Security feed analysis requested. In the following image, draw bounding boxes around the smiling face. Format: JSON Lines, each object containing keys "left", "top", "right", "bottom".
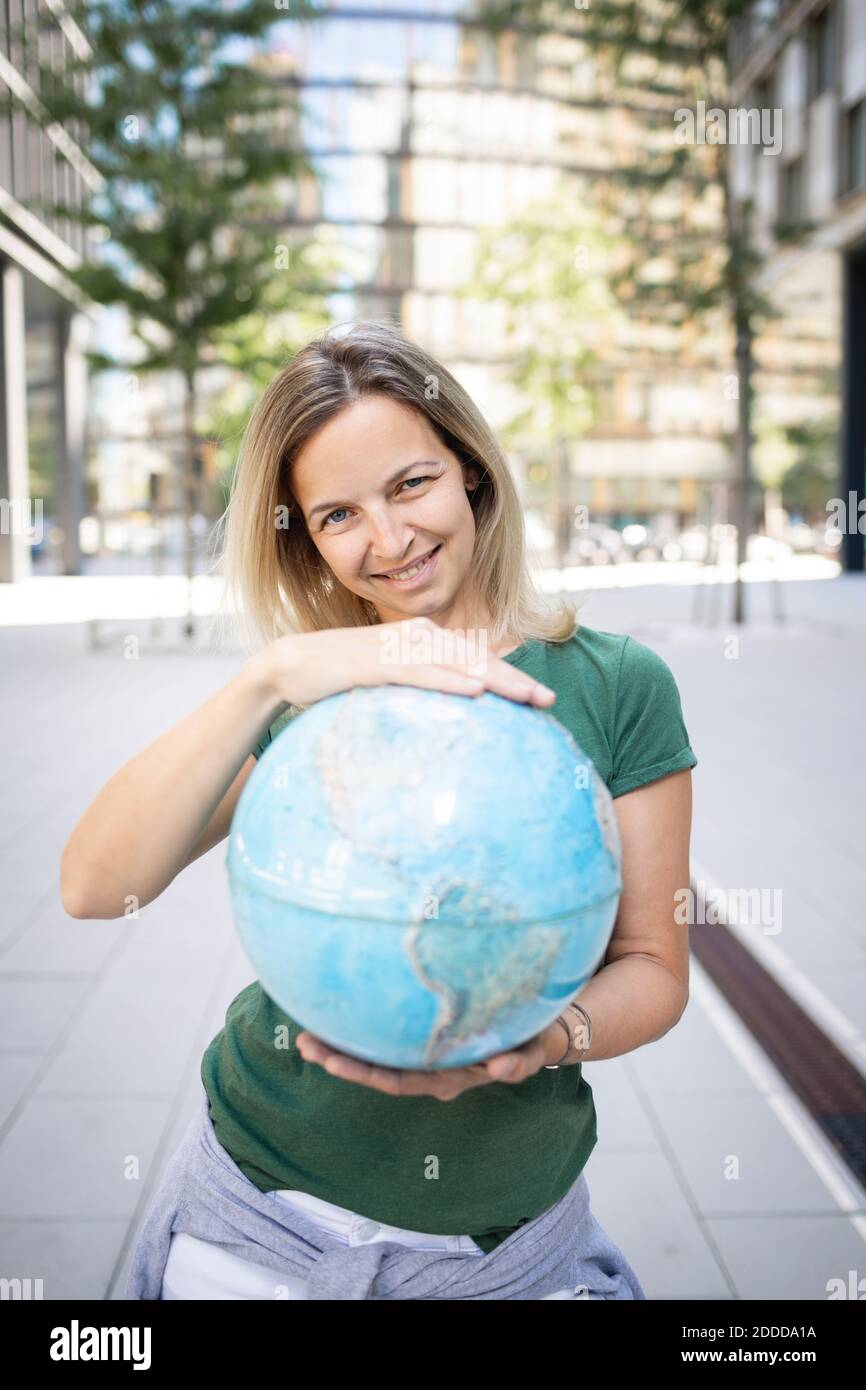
{"left": 290, "top": 394, "right": 487, "bottom": 630}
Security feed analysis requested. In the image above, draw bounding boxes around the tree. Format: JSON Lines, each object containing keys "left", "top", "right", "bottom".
{"left": 456, "top": 184, "right": 621, "bottom": 566}
{"left": 779, "top": 412, "right": 840, "bottom": 524}
{"left": 14, "top": 0, "right": 327, "bottom": 635}
{"left": 476, "top": 0, "right": 814, "bottom": 621}
{"left": 202, "top": 258, "right": 340, "bottom": 487}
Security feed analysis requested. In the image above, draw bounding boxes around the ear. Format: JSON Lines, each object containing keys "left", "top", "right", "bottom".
{"left": 463, "top": 463, "right": 483, "bottom": 494}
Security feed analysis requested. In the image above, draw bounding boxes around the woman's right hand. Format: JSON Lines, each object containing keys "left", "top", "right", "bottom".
{"left": 252, "top": 617, "right": 557, "bottom": 711}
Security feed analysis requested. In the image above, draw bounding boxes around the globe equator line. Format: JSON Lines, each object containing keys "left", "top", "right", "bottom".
{"left": 232, "top": 882, "right": 623, "bottom": 929}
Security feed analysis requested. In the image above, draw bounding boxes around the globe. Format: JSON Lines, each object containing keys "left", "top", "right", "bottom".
{"left": 227, "top": 685, "right": 622, "bottom": 1070}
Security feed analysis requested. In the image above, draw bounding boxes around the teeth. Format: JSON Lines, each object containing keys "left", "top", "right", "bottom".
{"left": 383, "top": 548, "right": 434, "bottom": 580}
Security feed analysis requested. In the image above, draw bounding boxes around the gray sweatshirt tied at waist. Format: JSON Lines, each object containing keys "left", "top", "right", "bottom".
{"left": 125, "top": 1081, "right": 646, "bottom": 1301}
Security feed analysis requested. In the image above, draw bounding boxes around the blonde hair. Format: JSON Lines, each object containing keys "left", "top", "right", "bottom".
{"left": 209, "top": 318, "right": 581, "bottom": 655}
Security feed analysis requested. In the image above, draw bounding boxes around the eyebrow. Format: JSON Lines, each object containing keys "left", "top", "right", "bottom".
{"left": 306, "top": 460, "right": 444, "bottom": 524}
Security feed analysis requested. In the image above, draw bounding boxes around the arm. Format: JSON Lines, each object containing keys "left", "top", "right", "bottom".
{"left": 60, "top": 655, "right": 281, "bottom": 920}
{"left": 60, "top": 617, "right": 554, "bottom": 924}
{"left": 553, "top": 766, "right": 693, "bottom": 1064}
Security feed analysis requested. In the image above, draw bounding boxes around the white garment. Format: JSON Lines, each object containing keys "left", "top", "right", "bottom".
{"left": 160, "top": 1186, "right": 575, "bottom": 1300}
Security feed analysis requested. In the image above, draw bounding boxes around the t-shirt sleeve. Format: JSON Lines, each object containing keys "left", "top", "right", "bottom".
{"left": 251, "top": 704, "right": 301, "bottom": 760}
{"left": 609, "top": 636, "right": 697, "bottom": 797}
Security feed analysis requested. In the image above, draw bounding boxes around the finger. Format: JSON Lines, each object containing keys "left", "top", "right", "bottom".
{"left": 364, "top": 1063, "right": 412, "bottom": 1094}
{"left": 486, "top": 1054, "right": 525, "bottom": 1080}
{"left": 406, "top": 663, "right": 555, "bottom": 707}
{"left": 386, "top": 1064, "right": 485, "bottom": 1100}
{"left": 296, "top": 1034, "right": 352, "bottom": 1066}
{"left": 317, "top": 1059, "right": 406, "bottom": 1096}
{"left": 320, "top": 1054, "right": 378, "bottom": 1083}
{"left": 433, "top": 1078, "right": 472, "bottom": 1101}
{"left": 433, "top": 1065, "right": 497, "bottom": 1100}
{"left": 486, "top": 1038, "right": 545, "bottom": 1080}
{"left": 296, "top": 1036, "right": 390, "bottom": 1086}
{"left": 485, "top": 671, "right": 557, "bottom": 707}
{"left": 508, "top": 1036, "right": 548, "bottom": 1073}
{"left": 385, "top": 1066, "right": 475, "bottom": 1097}
{"left": 395, "top": 666, "right": 485, "bottom": 696}
{"left": 443, "top": 652, "right": 556, "bottom": 707}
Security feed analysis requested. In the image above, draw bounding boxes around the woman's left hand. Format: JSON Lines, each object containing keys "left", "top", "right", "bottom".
{"left": 295, "top": 1024, "right": 560, "bottom": 1101}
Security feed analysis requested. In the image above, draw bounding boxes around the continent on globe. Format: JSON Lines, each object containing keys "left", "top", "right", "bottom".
{"left": 227, "top": 685, "right": 622, "bottom": 1069}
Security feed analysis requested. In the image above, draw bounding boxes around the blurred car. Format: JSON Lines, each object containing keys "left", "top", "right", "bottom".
{"left": 787, "top": 522, "right": 818, "bottom": 553}
{"left": 27, "top": 513, "right": 59, "bottom": 561}
{"left": 569, "top": 522, "right": 625, "bottom": 565}
{"left": 817, "top": 524, "right": 843, "bottom": 556}
{"left": 524, "top": 510, "right": 556, "bottom": 563}
{"left": 26, "top": 517, "right": 49, "bottom": 558}
{"left": 674, "top": 525, "right": 709, "bottom": 562}
{"left": 747, "top": 535, "right": 793, "bottom": 562}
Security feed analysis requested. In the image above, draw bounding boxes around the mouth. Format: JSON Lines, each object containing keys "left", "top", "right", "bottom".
{"left": 371, "top": 543, "right": 442, "bottom": 588}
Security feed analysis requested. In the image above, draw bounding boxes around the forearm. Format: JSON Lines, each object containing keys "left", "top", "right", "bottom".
{"left": 545, "top": 954, "right": 688, "bottom": 1065}
{"left": 60, "top": 656, "right": 281, "bottom": 918}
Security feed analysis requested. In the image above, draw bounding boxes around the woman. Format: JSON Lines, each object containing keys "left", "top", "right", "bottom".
{"left": 62, "top": 319, "right": 696, "bottom": 1300}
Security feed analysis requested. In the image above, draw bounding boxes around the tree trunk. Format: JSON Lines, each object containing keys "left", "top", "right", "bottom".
{"left": 182, "top": 368, "right": 198, "bottom": 642}
{"left": 732, "top": 320, "right": 752, "bottom": 625}
{"left": 722, "top": 127, "right": 755, "bottom": 628}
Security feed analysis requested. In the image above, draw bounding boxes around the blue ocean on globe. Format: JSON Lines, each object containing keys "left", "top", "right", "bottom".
{"left": 227, "top": 684, "right": 622, "bottom": 1070}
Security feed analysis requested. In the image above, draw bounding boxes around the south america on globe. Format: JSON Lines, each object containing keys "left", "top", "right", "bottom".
{"left": 227, "top": 685, "right": 622, "bottom": 1069}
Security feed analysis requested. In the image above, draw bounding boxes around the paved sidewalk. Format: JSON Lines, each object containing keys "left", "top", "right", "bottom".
{"left": 575, "top": 574, "right": 866, "bottom": 1299}
{"left": 0, "top": 573, "right": 863, "bottom": 1300}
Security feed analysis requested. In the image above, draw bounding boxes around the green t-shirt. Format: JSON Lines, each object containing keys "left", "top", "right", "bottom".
{"left": 201, "top": 624, "right": 697, "bottom": 1253}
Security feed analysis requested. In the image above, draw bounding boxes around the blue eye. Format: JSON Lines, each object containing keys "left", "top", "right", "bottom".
{"left": 322, "top": 476, "right": 433, "bottom": 528}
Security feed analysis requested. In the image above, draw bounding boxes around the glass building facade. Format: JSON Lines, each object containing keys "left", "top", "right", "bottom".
{"left": 729, "top": 0, "right": 866, "bottom": 569}
{"left": 252, "top": 3, "right": 738, "bottom": 555}
{"left": 0, "top": 0, "right": 95, "bottom": 581}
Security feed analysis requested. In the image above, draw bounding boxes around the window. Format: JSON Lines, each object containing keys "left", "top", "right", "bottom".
{"left": 809, "top": 4, "right": 836, "bottom": 100}
{"left": 753, "top": 78, "right": 774, "bottom": 151}
{"left": 780, "top": 156, "right": 805, "bottom": 221}
{"left": 842, "top": 102, "right": 866, "bottom": 195}
{"left": 753, "top": 0, "right": 781, "bottom": 26}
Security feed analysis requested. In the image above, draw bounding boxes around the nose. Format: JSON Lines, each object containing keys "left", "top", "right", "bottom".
{"left": 365, "top": 508, "right": 416, "bottom": 570}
